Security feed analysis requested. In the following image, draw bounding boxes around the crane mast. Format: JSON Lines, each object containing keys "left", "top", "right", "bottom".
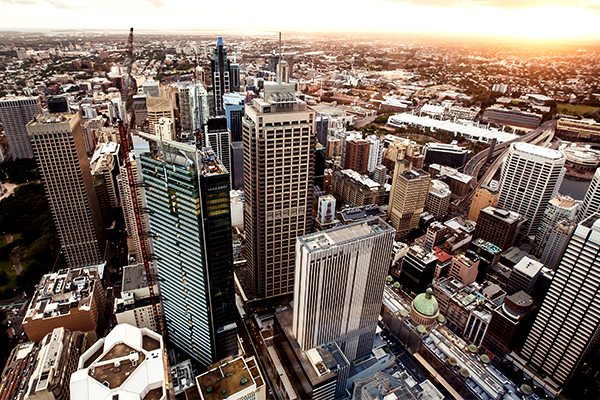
{"left": 118, "top": 27, "right": 161, "bottom": 332}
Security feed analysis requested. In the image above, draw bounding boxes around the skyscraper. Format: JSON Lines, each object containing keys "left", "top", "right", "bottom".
{"left": 26, "top": 112, "right": 105, "bottom": 268}
{"left": 518, "top": 213, "right": 600, "bottom": 395}
{"left": 344, "top": 139, "right": 371, "bottom": 175}
{"left": 211, "top": 37, "right": 232, "bottom": 116}
{"left": 498, "top": 143, "right": 566, "bottom": 236}
{"left": 539, "top": 219, "right": 576, "bottom": 271}
{"left": 140, "top": 139, "right": 236, "bottom": 364}
{"left": 243, "top": 80, "right": 315, "bottom": 300}
{"left": 223, "top": 92, "right": 245, "bottom": 142}
{"left": 577, "top": 167, "right": 600, "bottom": 223}
{"left": 532, "top": 194, "right": 579, "bottom": 256}
{"left": 204, "top": 116, "right": 230, "bottom": 180}
{"left": 474, "top": 206, "right": 525, "bottom": 251}
{"left": 293, "top": 218, "right": 395, "bottom": 361}
{"left": 0, "top": 96, "right": 42, "bottom": 159}
{"left": 387, "top": 160, "right": 429, "bottom": 239}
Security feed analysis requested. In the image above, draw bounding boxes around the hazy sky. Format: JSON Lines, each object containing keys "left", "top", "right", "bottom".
{"left": 2, "top": 0, "right": 600, "bottom": 40}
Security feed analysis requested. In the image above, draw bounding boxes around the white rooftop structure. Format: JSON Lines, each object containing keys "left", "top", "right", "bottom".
{"left": 70, "top": 323, "right": 167, "bottom": 400}
{"left": 512, "top": 142, "right": 564, "bottom": 161}
{"left": 388, "top": 113, "right": 518, "bottom": 143}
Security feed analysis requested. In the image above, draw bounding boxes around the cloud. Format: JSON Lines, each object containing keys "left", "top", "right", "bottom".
{"left": 379, "top": 0, "right": 600, "bottom": 10}
{"left": 0, "top": 0, "right": 43, "bottom": 5}
{"left": 146, "top": 0, "right": 165, "bottom": 6}
{"left": 0, "top": 0, "right": 165, "bottom": 8}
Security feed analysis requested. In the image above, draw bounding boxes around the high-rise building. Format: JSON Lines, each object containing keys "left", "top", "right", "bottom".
{"left": 400, "top": 245, "right": 437, "bottom": 296}
{"left": 518, "top": 213, "right": 600, "bottom": 395}
{"left": 141, "top": 79, "right": 160, "bottom": 97}
{"left": 468, "top": 184, "right": 499, "bottom": 222}
{"left": 533, "top": 194, "right": 579, "bottom": 255}
{"left": 365, "top": 135, "right": 384, "bottom": 173}
{"left": 344, "top": 139, "right": 370, "bottom": 175}
{"left": 506, "top": 256, "right": 543, "bottom": 295}
{"left": 578, "top": 167, "right": 600, "bottom": 223}
{"left": 425, "top": 179, "right": 451, "bottom": 218}
{"left": 293, "top": 218, "right": 395, "bottom": 361}
{"left": 22, "top": 266, "right": 105, "bottom": 342}
{"left": 70, "top": 324, "right": 168, "bottom": 400}
{"left": 48, "top": 95, "right": 69, "bottom": 113}
{"left": 204, "top": 116, "right": 231, "bottom": 180}
{"left": 498, "top": 143, "right": 566, "bottom": 236}
{"left": 448, "top": 252, "right": 480, "bottom": 286}
{"left": 146, "top": 95, "right": 175, "bottom": 138}
{"left": 387, "top": 160, "right": 429, "bottom": 239}
{"left": 211, "top": 37, "right": 233, "bottom": 116}
{"left": 474, "top": 206, "right": 525, "bottom": 251}
{"left": 140, "top": 140, "right": 236, "bottom": 364}
{"left": 243, "top": 80, "right": 315, "bottom": 300}
{"left": 26, "top": 113, "right": 105, "bottom": 268}
{"left": 114, "top": 264, "right": 162, "bottom": 332}
{"left": 177, "top": 82, "right": 194, "bottom": 133}
{"left": 539, "top": 219, "right": 576, "bottom": 271}
{"left": 230, "top": 141, "right": 244, "bottom": 191}
{"left": 24, "top": 328, "right": 82, "bottom": 400}
{"left": 0, "top": 96, "right": 42, "bottom": 159}
{"left": 224, "top": 92, "right": 245, "bottom": 142}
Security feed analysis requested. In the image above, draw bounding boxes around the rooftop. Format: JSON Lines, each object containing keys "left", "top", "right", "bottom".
{"left": 511, "top": 142, "right": 565, "bottom": 161}
{"left": 512, "top": 256, "right": 543, "bottom": 278}
{"left": 196, "top": 357, "right": 256, "bottom": 400}
{"left": 24, "top": 267, "right": 101, "bottom": 322}
{"left": 481, "top": 206, "right": 522, "bottom": 225}
{"left": 430, "top": 164, "right": 473, "bottom": 184}
{"left": 300, "top": 218, "right": 393, "bottom": 251}
{"left": 70, "top": 324, "right": 166, "bottom": 400}
{"left": 339, "top": 204, "right": 386, "bottom": 223}
{"left": 549, "top": 194, "right": 579, "bottom": 210}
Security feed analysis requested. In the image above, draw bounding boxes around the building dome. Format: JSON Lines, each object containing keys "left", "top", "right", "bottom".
{"left": 410, "top": 287, "right": 440, "bottom": 328}
{"left": 413, "top": 288, "right": 439, "bottom": 317}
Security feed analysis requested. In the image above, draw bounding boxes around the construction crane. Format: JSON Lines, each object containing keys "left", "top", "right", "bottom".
{"left": 118, "top": 27, "right": 162, "bottom": 333}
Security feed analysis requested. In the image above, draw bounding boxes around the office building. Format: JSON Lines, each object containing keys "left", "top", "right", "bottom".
{"left": 316, "top": 194, "right": 337, "bottom": 227}
{"left": 344, "top": 139, "right": 370, "bottom": 175}
{"left": 243, "top": 80, "right": 315, "bottom": 300}
{"left": 142, "top": 79, "right": 160, "bottom": 97}
{"left": 388, "top": 160, "right": 430, "bottom": 239}
{"left": 146, "top": 95, "right": 175, "bottom": 138}
{"left": 48, "top": 95, "right": 69, "bottom": 113}
{"left": 365, "top": 135, "right": 384, "bottom": 173}
{"left": 293, "top": 218, "right": 395, "bottom": 361}
{"left": 0, "top": 342, "right": 37, "bottom": 400}
{"left": 338, "top": 204, "right": 386, "bottom": 226}
{"left": 132, "top": 95, "right": 148, "bottom": 127}
{"left": 140, "top": 141, "right": 236, "bottom": 364}
{"left": 23, "top": 328, "right": 81, "bottom": 400}
{"left": 518, "top": 214, "right": 600, "bottom": 395}
{"left": 224, "top": 92, "right": 246, "bottom": 142}
{"left": 382, "top": 138, "right": 424, "bottom": 171}
{"left": 204, "top": 116, "right": 231, "bottom": 180}
{"left": 70, "top": 324, "right": 168, "bottom": 400}
{"left": 428, "top": 164, "right": 473, "bottom": 199}
{"left": 424, "top": 222, "right": 450, "bottom": 252}
{"left": 557, "top": 117, "right": 600, "bottom": 140}
{"left": 578, "top": 167, "right": 600, "bottom": 223}
{"left": 425, "top": 179, "right": 451, "bottom": 218}
{"left": 331, "top": 169, "right": 386, "bottom": 207}
{"left": 540, "top": 219, "right": 576, "bottom": 271}
{"left": 156, "top": 117, "right": 174, "bottom": 140}
{"left": 483, "top": 291, "right": 536, "bottom": 359}
{"left": 211, "top": 37, "right": 234, "bottom": 115}
{"left": 230, "top": 141, "right": 244, "bottom": 190}
{"left": 196, "top": 356, "right": 266, "bottom": 400}
{"left": 400, "top": 245, "right": 437, "bottom": 296}
{"left": 533, "top": 194, "right": 579, "bottom": 255}
{"left": 373, "top": 165, "right": 387, "bottom": 185}
{"left": 176, "top": 82, "right": 194, "bottom": 133}
{"left": 506, "top": 256, "right": 543, "bottom": 295}
{"left": 468, "top": 185, "right": 499, "bottom": 223}
{"left": 481, "top": 106, "right": 542, "bottom": 129}
{"left": 468, "top": 238, "right": 502, "bottom": 283}
{"left": 23, "top": 267, "right": 106, "bottom": 342}
{"left": 114, "top": 264, "right": 162, "bottom": 332}
{"left": 449, "top": 252, "right": 480, "bottom": 286}
{"left": 27, "top": 113, "right": 105, "bottom": 268}
{"left": 423, "top": 143, "right": 472, "bottom": 167}
{"left": 474, "top": 206, "right": 524, "bottom": 251}
{"left": 498, "top": 143, "right": 566, "bottom": 236}
{"left": 0, "top": 96, "right": 42, "bottom": 159}
{"left": 315, "top": 115, "right": 329, "bottom": 146}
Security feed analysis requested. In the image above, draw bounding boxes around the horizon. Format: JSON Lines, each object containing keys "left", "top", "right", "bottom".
{"left": 2, "top": 0, "right": 600, "bottom": 42}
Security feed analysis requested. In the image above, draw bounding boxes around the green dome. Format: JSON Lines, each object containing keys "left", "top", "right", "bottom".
{"left": 412, "top": 288, "right": 439, "bottom": 317}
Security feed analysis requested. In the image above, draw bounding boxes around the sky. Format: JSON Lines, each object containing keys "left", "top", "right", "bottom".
{"left": 2, "top": 0, "right": 600, "bottom": 40}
